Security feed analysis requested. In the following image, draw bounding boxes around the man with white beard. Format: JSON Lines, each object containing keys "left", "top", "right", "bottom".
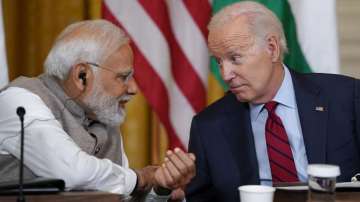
{"left": 0, "top": 20, "right": 195, "bottom": 201}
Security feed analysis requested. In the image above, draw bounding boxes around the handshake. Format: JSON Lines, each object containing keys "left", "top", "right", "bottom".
{"left": 134, "top": 148, "right": 196, "bottom": 200}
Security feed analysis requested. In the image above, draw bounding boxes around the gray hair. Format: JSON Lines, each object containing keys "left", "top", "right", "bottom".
{"left": 208, "top": 1, "right": 288, "bottom": 59}
{"left": 44, "top": 19, "right": 129, "bottom": 80}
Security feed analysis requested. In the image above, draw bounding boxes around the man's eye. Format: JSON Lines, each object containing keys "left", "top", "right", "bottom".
{"left": 118, "top": 75, "right": 127, "bottom": 81}
{"left": 215, "top": 58, "right": 223, "bottom": 67}
{"left": 230, "top": 55, "right": 243, "bottom": 64}
{"left": 117, "top": 71, "right": 134, "bottom": 83}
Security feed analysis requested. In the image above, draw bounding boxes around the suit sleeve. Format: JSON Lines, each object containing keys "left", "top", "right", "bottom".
{"left": 185, "top": 116, "right": 216, "bottom": 202}
{"left": 354, "top": 79, "right": 360, "bottom": 156}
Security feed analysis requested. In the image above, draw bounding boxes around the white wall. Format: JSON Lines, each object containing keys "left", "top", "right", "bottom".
{"left": 338, "top": 0, "right": 360, "bottom": 78}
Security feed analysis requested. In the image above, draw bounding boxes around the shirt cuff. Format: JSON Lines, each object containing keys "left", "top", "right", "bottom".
{"left": 123, "top": 168, "right": 137, "bottom": 195}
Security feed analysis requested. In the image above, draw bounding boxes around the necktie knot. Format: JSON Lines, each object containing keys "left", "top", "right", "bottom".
{"left": 264, "top": 101, "right": 278, "bottom": 114}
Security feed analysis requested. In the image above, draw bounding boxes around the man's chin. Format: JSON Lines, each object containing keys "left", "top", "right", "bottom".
{"left": 114, "top": 109, "right": 127, "bottom": 125}
{"left": 104, "top": 117, "right": 125, "bottom": 127}
{"left": 95, "top": 110, "right": 126, "bottom": 127}
{"left": 235, "top": 94, "right": 250, "bottom": 103}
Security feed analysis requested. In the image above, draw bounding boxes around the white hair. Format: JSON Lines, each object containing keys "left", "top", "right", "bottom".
{"left": 44, "top": 19, "right": 129, "bottom": 80}
{"left": 208, "top": 1, "right": 288, "bottom": 59}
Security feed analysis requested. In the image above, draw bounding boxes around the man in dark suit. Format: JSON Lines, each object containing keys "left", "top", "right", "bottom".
{"left": 186, "top": 1, "right": 360, "bottom": 202}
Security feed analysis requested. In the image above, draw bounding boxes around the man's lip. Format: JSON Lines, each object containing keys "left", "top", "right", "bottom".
{"left": 230, "top": 84, "right": 246, "bottom": 92}
{"left": 230, "top": 84, "right": 245, "bottom": 89}
{"left": 119, "top": 100, "right": 129, "bottom": 108}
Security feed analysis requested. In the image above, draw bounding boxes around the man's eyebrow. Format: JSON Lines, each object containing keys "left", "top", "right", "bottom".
{"left": 115, "top": 68, "right": 133, "bottom": 76}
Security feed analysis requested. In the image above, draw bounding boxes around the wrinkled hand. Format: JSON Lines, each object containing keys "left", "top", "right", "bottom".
{"left": 154, "top": 148, "right": 196, "bottom": 190}
{"left": 134, "top": 165, "right": 159, "bottom": 193}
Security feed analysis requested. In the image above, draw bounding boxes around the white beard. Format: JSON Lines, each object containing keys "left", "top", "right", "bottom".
{"left": 83, "top": 83, "right": 131, "bottom": 127}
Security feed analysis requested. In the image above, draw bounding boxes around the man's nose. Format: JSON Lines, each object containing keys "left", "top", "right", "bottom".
{"left": 126, "top": 78, "right": 138, "bottom": 95}
{"left": 221, "top": 63, "right": 235, "bottom": 83}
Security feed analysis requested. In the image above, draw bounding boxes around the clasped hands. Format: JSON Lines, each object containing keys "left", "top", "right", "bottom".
{"left": 135, "top": 148, "right": 196, "bottom": 200}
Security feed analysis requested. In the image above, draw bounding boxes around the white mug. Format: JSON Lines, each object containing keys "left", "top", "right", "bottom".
{"left": 238, "top": 185, "right": 275, "bottom": 202}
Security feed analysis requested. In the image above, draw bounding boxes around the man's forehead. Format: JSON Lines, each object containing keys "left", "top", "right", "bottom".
{"left": 106, "top": 44, "right": 133, "bottom": 62}
{"left": 98, "top": 44, "right": 134, "bottom": 74}
{"left": 208, "top": 18, "right": 254, "bottom": 56}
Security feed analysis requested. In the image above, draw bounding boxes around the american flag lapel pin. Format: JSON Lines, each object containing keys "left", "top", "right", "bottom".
{"left": 315, "top": 106, "right": 325, "bottom": 112}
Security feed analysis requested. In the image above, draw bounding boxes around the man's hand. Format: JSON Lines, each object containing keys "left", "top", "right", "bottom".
{"left": 169, "top": 188, "right": 185, "bottom": 202}
{"left": 133, "top": 148, "right": 195, "bottom": 199}
{"left": 154, "top": 148, "right": 196, "bottom": 190}
{"left": 133, "top": 166, "right": 158, "bottom": 194}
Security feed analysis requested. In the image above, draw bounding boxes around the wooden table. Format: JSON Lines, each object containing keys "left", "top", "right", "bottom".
{"left": 275, "top": 190, "right": 360, "bottom": 202}
{"left": 2, "top": 190, "right": 360, "bottom": 202}
{"left": 0, "top": 191, "right": 125, "bottom": 202}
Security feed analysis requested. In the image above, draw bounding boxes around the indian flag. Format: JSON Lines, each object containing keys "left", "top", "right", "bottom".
{"left": 212, "top": 0, "right": 340, "bottom": 89}
{"left": 0, "top": 0, "right": 8, "bottom": 88}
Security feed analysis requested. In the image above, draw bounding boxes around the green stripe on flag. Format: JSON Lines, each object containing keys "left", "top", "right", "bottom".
{"left": 210, "top": 57, "right": 228, "bottom": 90}
{"left": 211, "top": 0, "right": 312, "bottom": 90}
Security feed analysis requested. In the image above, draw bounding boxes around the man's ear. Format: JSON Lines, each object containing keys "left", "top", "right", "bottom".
{"left": 70, "top": 63, "right": 90, "bottom": 91}
{"left": 266, "top": 35, "right": 281, "bottom": 62}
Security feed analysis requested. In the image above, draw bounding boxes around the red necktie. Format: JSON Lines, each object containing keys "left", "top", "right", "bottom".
{"left": 265, "top": 101, "right": 299, "bottom": 183}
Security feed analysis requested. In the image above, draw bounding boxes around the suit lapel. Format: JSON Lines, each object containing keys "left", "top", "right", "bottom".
{"left": 291, "top": 71, "right": 328, "bottom": 164}
{"left": 222, "top": 94, "right": 260, "bottom": 184}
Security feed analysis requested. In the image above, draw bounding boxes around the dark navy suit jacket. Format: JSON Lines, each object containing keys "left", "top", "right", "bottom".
{"left": 186, "top": 71, "right": 360, "bottom": 202}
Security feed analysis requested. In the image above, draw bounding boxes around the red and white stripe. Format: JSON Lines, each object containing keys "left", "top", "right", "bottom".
{"left": 102, "top": 0, "right": 211, "bottom": 149}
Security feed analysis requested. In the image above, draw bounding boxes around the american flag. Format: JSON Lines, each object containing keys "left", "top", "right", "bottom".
{"left": 102, "top": 0, "right": 212, "bottom": 150}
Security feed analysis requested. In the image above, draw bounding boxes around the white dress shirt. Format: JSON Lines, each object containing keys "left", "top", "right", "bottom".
{"left": 0, "top": 87, "right": 169, "bottom": 201}
{"left": 249, "top": 66, "right": 309, "bottom": 185}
